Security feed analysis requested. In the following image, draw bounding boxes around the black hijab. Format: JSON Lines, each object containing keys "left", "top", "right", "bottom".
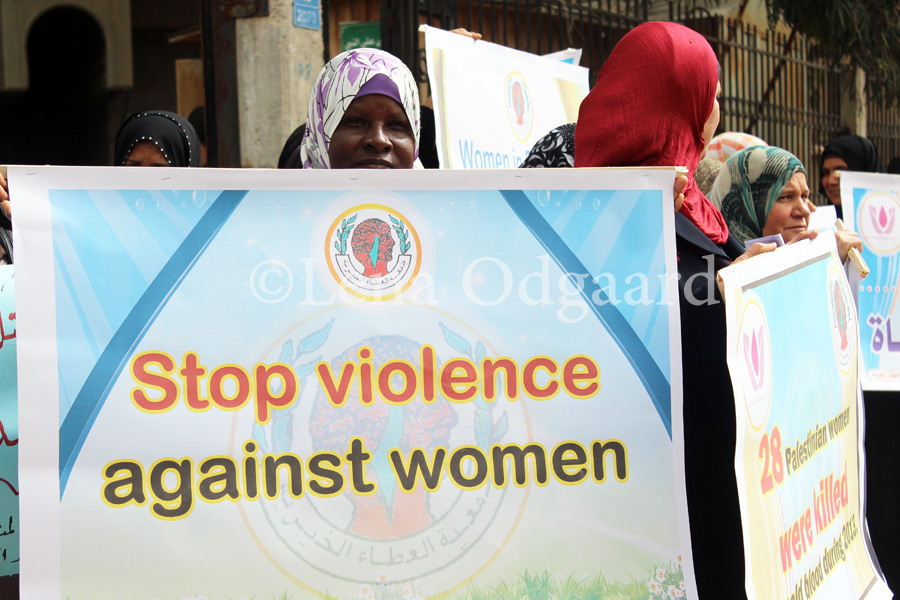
{"left": 278, "top": 124, "right": 307, "bottom": 169}
{"left": 821, "top": 134, "right": 883, "bottom": 218}
{"left": 822, "top": 134, "right": 883, "bottom": 173}
{"left": 519, "top": 123, "right": 576, "bottom": 168}
{"left": 114, "top": 111, "right": 201, "bottom": 167}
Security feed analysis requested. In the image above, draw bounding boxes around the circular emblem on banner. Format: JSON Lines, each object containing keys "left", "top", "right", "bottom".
{"left": 504, "top": 72, "right": 534, "bottom": 141}
{"left": 326, "top": 204, "right": 422, "bottom": 301}
{"left": 234, "top": 310, "right": 529, "bottom": 598}
{"left": 828, "top": 267, "right": 856, "bottom": 373}
{"left": 737, "top": 298, "right": 771, "bottom": 430}
{"left": 857, "top": 191, "right": 900, "bottom": 255}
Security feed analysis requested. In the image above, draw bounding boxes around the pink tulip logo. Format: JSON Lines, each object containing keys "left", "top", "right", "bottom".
{"left": 870, "top": 205, "right": 896, "bottom": 235}
{"left": 742, "top": 326, "right": 765, "bottom": 391}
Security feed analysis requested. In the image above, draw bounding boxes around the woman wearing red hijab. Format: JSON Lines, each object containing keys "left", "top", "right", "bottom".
{"left": 576, "top": 22, "right": 751, "bottom": 598}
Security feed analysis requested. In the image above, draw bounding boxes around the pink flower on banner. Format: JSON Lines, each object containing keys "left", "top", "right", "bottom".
{"left": 743, "top": 326, "right": 765, "bottom": 391}
{"left": 871, "top": 205, "right": 896, "bottom": 235}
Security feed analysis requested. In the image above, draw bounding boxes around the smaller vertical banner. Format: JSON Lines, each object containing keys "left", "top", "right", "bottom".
{"left": 719, "top": 233, "right": 890, "bottom": 600}
{"left": 0, "top": 265, "right": 17, "bottom": 577}
{"left": 841, "top": 172, "right": 900, "bottom": 390}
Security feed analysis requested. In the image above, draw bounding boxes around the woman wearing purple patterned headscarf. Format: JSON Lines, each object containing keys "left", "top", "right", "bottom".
{"left": 300, "top": 48, "right": 420, "bottom": 169}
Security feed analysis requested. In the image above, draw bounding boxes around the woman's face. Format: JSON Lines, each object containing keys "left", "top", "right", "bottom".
{"left": 328, "top": 95, "right": 416, "bottom": 169}
{"left": 701, "top": 82, "right": 722, "bottom": 151}
{"left": 821, "top": 154, "right": 848, "bottom": 205}
{"left": 762, "top": 171, "right": 811, "bottom": 242}
{"left": 125, "top": 141, "right": 169, "bottom": 167}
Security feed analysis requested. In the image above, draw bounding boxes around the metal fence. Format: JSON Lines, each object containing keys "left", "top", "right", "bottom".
{"left": 869, "top": 101, "right": 900, "bottom": 171}
{"left": 673, "top": 7, "right": 844, "bottom": 193}
{"left": 377, "top": 0, "right": 897, "bottom": 188}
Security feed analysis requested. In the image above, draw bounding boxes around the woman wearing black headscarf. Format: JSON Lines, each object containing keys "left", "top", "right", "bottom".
{"left": 114, "top": 111, "right": 201, "bottom": 167}
{"left": 820, "top": 134, "right": 883, "bottom": 219}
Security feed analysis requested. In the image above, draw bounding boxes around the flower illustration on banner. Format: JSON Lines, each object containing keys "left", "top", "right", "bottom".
{"left": 870, "top": 204, "right": 896, "bottom": 235}
{"left": 358, "top": 584, "right": 375, "bottom": 600}
{"left": 742, "top": 326, "right": 766, "bottom": 392}
{"left": 858, "top": 191, "right": 900, "bottom": 255}
{"left": 828, "top": 269, "right": 855, "bottom": 372}
{"left": 737, "top": 298, "right": 771, "bottom": 430}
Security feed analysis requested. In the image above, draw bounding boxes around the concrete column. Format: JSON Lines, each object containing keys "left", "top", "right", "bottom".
{"left": 840, "top": 66, "right": 867, "bottom": 137}
{"left": 236, "top": 0, "right": 324, "bottom": 168}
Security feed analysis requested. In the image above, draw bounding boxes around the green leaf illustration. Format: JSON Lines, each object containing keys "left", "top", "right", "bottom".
{"left": 296, "top": 318, "right": 334, "bottom": 355}
{"left": 492, "top": 412, "right": 508, "bottom": 440}
{"left": 475, "top": 410, "right": 491, "bottom": 449}
{"left": 475, "top": 341, "right": 487, "bottom": 364}
{"left": 439, "top": 321, "right": 472, "bottom": 356}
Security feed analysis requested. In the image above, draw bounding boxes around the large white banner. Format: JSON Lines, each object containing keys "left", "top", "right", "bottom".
{"left": 424, "top": 26, "right": 589, "bottom": 169}
{"left": 13, "top": 166, "right": 693, "bottom": 600}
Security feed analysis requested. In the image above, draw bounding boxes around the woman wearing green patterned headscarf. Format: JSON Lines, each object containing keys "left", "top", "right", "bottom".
{"left": 710, "top": 145, "right": 863, "bottom": 263}
{"left": 709, "top": 145, "right": 810, "bottom": 245}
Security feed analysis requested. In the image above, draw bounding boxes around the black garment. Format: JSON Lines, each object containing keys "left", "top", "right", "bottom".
{"left": 822, "top": 134, "right": 883, "bottom": 175}
{"left": 676, "top": 213, "right": 748, "bottom": 600}
{"left": 863, "top": 391, "right": 900, "bottom": 593}
{"left": 821, "top": 135, "right": 883, "bottom": 218}
{"left": 519, "top": 123, "right": 575, "bottom": 168}
{"left": 188, "top": 106, "right": 207, "bottom": 146}
{"left": 418, "top": 106, "right": 440, "bottom": 169}
{"left": 114, "top": 111, "right": 201, "bottom": 167}
{"left": 278, "top": 124, "right": 307, "bottom": 169}
{"left": 0, "top": 201, "right": 10, "bottom": 264}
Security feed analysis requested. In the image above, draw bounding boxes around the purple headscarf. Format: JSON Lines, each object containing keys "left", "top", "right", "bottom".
{"left": 301, "top": 49, "right": 421, "bottom": 169}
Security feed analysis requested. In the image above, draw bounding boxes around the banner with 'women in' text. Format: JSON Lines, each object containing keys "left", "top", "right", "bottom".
{"left": 424, "top": 26, "right": 589, "bottom": 170}
{"left": 13, "top": 166, "right": 690, "bottom": 600}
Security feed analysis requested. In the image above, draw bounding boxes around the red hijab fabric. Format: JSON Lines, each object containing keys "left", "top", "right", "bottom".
{"left": 574, "top": 22, "right": 729, "bottom": 244}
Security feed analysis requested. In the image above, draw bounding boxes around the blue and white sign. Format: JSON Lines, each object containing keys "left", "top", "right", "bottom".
{"left": 293, "top": 0, "right": 321, "bottom": 30}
